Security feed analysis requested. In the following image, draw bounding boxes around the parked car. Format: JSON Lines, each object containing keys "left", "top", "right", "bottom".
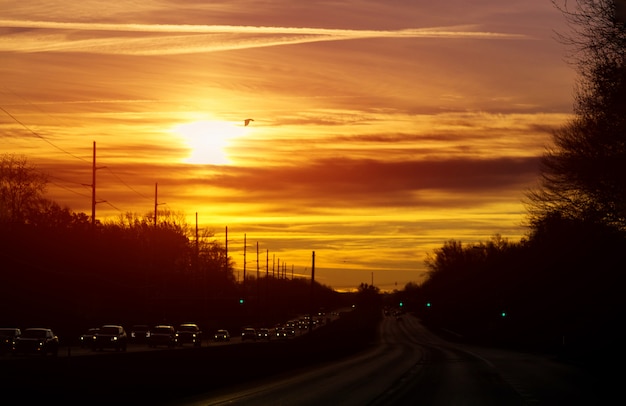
{"left": 13, "top": 328, "right": 58, "bottom": 356}
{"left": 130, "top": 324, "right": 150, "bottom": 343}
{"left": 256, "top": 328, "right": 271, "bottom": 340}
{"left": 79, "top": 327, "right": 99, "bottom": 348}
{"left": 148, "top": 325, "right": 176, "bottom": 348}
{"left": 93, "top": 325, "right": 127, "bottom": 352}
{"left": 175, "top": 323, "right": 203, "bottom": 347}
{"left": 0, "top": 328, "right": 21, "bottom": 353}
{"left": 241, "top": 327, "right": 256, "bottom": 341}
{"left": 213, "top": 329, "right": 230, "bottom": 342}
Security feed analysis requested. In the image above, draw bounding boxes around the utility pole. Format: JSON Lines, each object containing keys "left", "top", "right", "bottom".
{"left": 91, "top": 141, "right": 96, "bottom": 228}
{"left": 309, "top": 251, "right": 315, "bottom": 333}
{"left": 256, "top": 241, "right": 260, "bottom": 315}
{"left": 88, "top": 141, "right": 105, "bottom": 229}
{"left": 243, "top": 233, "right": 247, "bottom": 283}
{"left": 224, "top": 226, "right": 228, "bottom": 271}
{"left": 195, "top": 212, "right": 199, "bottom": 257}
{"left": 154, "top": 183, "right": 158, "bottom": 227}
{"left": 153, "top": 183, "right": 165, "bottom": 227}
{"left": 265, "top": 249, "right": 269, "bottom": 313}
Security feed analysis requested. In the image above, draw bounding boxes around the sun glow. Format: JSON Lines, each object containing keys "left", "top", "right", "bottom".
{"left": 172, "top": 120, "right": 247, "bottom": 164}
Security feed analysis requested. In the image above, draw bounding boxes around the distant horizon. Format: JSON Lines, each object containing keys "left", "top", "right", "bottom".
{"left": 1, "top": 0, "right": 575, "bottom": 291}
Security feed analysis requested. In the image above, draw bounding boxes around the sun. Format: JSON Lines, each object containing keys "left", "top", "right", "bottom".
{"left": 172, "top": 120, "right": 247, "bottom": 165}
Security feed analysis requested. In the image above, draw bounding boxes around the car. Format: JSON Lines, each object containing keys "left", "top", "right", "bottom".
{"left": 13, "top": 328, "right": 58, "bottom": 356}
{"left": 148, "top": 325, "right": 176, "bottom": 348}
{"left": 0, "top": 328, "right": 21, "bottom": 353}
{"left": 256, "top": 328, "right": 271, "bottom": 340}
{"left": 213, "top": 329, "right": 230, "bottom": 342}
{"left": 92, "top": 325, "right": 127, "bottom": 351}
{"left": 175, "top": 323, "right": 203, "bottom": 347}
{"left": 274, "top": 327, "right": 288, "bottom": 339}
{"left": 130, "top": 324, "right": 150, "bottom": 343}
{"left": 79, "top": 327, "right": 99, "bottom": 348}
{"left": 241, "top": 327, "right": 256, "bottom": 341}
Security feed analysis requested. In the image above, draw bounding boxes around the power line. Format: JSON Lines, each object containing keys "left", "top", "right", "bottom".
{"left": 1, "top": 101, "right": 152, "bottom": 214}
{"left": 48, "top": 179, "right": 91, "bottom": 199}
{"left": 103, "top": 167, "right": 150, "bottom": 201}
{"left": 103, "top": 200, "right": 123, "bottom": 212}
{"left": 0, "top": 105, "right": 88, "bottom": 162}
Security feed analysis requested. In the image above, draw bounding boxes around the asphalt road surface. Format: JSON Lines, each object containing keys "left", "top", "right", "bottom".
{"left": 177, "top": 313, "right": 607, "bottom": 405}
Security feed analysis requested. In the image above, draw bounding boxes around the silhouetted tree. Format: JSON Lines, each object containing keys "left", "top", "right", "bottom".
{"left": 354, "top": 283, "right": 381, "bottom": 311}
{"left": 0, "top": 154, "right": 48, "bottom": 224}
{"left": 528, "top": 1, "right": 626, "bottom": 231}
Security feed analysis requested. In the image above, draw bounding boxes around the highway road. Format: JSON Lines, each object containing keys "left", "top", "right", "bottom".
{"left": 177, "top": 313, "right": 607, "bottom": 405}
{"left": 1, "top": 318, "right": 323, "bottom": 360}
{"left": 1, "top": 336, "right": 237, "bottom": 360}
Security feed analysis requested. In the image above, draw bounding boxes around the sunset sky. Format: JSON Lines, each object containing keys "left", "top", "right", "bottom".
{"left": 1, "top": 1, "right": 576, "bottom": 291}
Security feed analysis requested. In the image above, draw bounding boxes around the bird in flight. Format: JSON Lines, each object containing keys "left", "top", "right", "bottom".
{"left": 244, "top": 118, "right": 254, "bottom": 126}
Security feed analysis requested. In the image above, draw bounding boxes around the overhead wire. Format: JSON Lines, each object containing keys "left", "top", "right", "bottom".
{"left": 0, "top": 87, "right": 154, "bottom": 215}
{"left": 0, "top": 105, "right": 88, "bottom": 163}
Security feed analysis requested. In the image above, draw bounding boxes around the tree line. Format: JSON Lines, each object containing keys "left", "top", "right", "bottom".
{"left": 0, "top": 154, "right": 348, "bottom": 339}
{"left": 393, "top": 1, "right": 626, "bottom": 362}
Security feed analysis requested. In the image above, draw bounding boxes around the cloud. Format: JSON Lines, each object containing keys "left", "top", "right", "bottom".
{"left": 0, "top": 20, "right": 529, "bottom": 55}
{"left": 174, "top": 156, "right": 540, "bottom": 211}
{"left": 0, "top": 1, "right": 573, "bottom": 290}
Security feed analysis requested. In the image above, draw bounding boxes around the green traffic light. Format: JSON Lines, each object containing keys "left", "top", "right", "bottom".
{"left": 399, "top": 302, "right": 403, "bottom": 307}
{"left": 239, "top": 298, "right": 244, "bottom": 304}
{"left": 426, "top": 302, "right": 431, "bottom": 307}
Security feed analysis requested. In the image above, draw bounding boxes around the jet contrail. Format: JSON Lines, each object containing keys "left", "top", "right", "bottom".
{"left": 0, "top": 20, "right": 530, "bottom": 55}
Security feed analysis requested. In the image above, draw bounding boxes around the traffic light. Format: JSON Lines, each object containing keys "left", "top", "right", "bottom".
{"left": 239, "top": 298, "right": 244, "bottom": 305}
{"left": 426, "top": 302, "right": 431, "bottom": 308}
{"left": 399, "top": 301, "right": 403, "bottom": 307}
{"left": 501, "top": 311, "right": 507, "bottom": 317}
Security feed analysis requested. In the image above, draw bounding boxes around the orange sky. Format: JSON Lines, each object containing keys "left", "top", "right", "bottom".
{"left": 0, "top": 1, "right": 575, "bottom": 291}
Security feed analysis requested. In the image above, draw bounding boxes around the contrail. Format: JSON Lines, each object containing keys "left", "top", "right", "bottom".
{"left": 0, "top": 20, "right": 527, "bottom": 38}
{"left": 0, "top": 20, "right": 530, "bottom": 55}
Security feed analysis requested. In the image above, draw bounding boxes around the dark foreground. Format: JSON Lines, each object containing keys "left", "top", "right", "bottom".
{"left": 2, "top": 310, "right": 619, "bottom": 405}
{"left": 1, "top": 310, "right": 379, "bottom": 404}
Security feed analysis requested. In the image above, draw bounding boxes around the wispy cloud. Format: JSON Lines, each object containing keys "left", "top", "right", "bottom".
{"left": 0, "top": 1, "right": 573, "bottom": 290}
{"left": 0, "top": 20, "right": 529, "bottom": 55}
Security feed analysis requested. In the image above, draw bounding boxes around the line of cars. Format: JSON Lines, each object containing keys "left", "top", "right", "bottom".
{"left": 240, "top": 324, "right": 297, "bottom": 342}
{"left": 2, "top": 314, "right": 331, "bottom": 356}
{"left": 1, "top": 327, "right": 59, "bottom": 356}
{"left": 237, "top": 316, "right": 329, "bottom": 342}
{"left": 80, "top": 323, "right": 206, "bottom": 351}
